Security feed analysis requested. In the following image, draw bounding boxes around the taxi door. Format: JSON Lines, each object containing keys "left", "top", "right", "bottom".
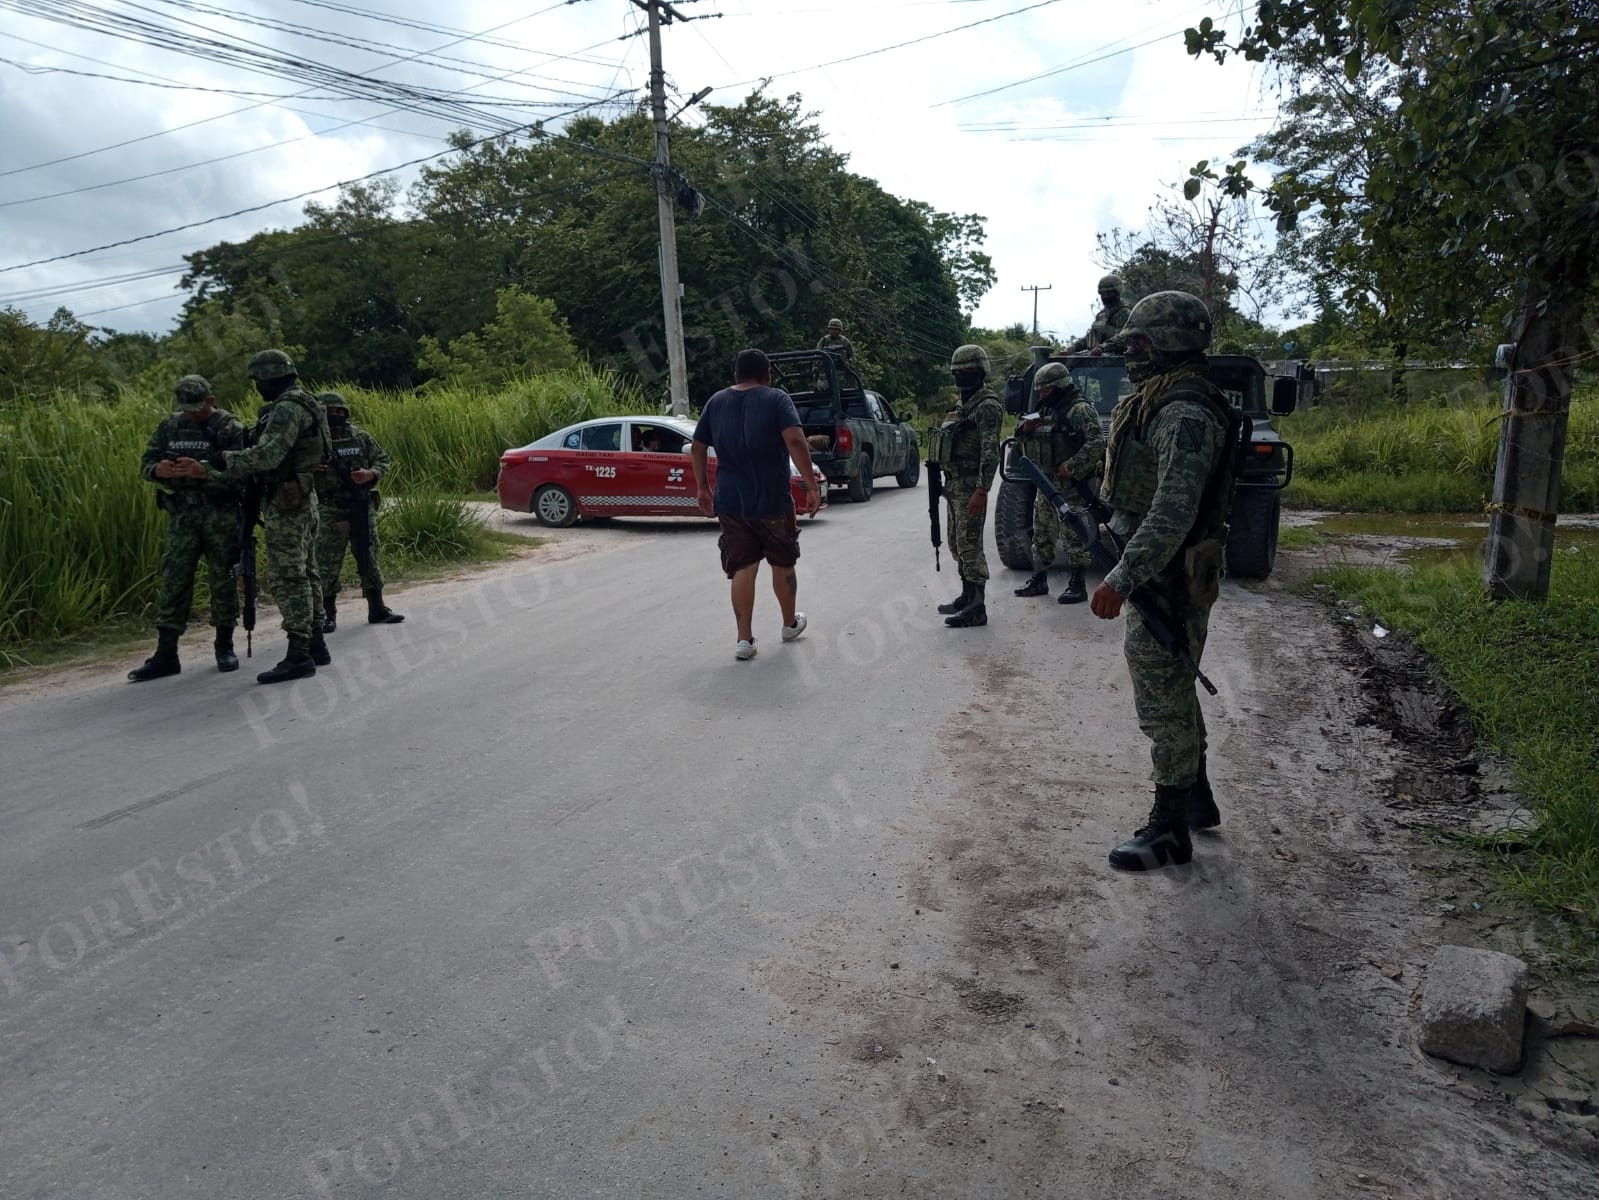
{"left": 624, "top": 421, "right": 698, "bottom": 513}
{"left": 574, "top": 421, "right": 626, "bottom": 513}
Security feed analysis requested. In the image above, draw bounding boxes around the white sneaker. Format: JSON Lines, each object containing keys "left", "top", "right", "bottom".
{"left": 781, "top": 613, "right": 808, "bottom": 642}
{"left": 735, "top": 638, "right": 757, "bottom": 661}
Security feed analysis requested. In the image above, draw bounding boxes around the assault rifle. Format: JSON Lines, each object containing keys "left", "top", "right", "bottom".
{"left": 1000, "top": 438, "right": 1217, "bottom": 696}
{"left": 926, "top": 459, "right": 943, "bottom": 571}
{"left": 233, "top": 477, "right": 260, "bottom": 658}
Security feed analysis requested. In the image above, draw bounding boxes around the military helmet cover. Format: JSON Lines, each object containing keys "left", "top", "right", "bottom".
{"left": 1032, "top": 361, "right": 1073, "bottom": 392}
{"left": 318, "top": 390, "right": 349, "bottom": 414}
{"left": 1121, "top": 290, "right": 1212, "bottom": 353}
{"left": 174, "top": 374, "right": 212, "bottom": 409}
{"left": 949, "top": 343, "right": 991, "bottom": 375}
{"left": 246, "top": 348, "right": 298, "bottom": 381}
{"left": 827, "top": 318, "right": 843, "bottom": 330}
{"left": 1098, "top": 274, "right": 1123, "bottom": 294}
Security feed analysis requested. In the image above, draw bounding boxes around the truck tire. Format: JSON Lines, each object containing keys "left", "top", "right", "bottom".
{"left": 994, "top": 477, "right": 1035, "bottom": 571}
{"left": 847, "top": 452, "right": 874, "bottom": 502}
{"left": 895, "top": 454, "right": 920, "bottom": 488}
{"left": 1225, "top": 490, "right": 1280, "bottom": 579}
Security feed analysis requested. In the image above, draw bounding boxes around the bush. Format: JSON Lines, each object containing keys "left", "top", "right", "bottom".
{"left": 1282, "top": 384, "right": 1598, "bottom": 511}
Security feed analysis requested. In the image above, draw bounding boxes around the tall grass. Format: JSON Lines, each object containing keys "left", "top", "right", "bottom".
{"left": 343, "top": 366, "right": 651, "bottom": 493}
{"left": 0, "top": 368, "right": 641, "bottom": 651}
{"left": 1314, "top": 552, "right": 1599, "bottom": 954}
{"left": 1283, "top": 384, "right": 1599, "bottom": 511}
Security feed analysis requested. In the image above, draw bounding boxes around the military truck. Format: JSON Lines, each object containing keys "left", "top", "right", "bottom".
{"left": 994, "top": 348, "right": 1300, "bottom": 579}
{"left": 766, "top": 350, "right": 921, "bottom": 502}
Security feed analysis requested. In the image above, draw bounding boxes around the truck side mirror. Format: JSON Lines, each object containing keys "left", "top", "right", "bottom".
{"left": 1271, "top": 375, "right": 1298, "bottom": 416}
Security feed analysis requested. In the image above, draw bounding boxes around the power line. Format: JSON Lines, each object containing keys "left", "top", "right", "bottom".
{"left": 713, "top": 0, "right": 1065, "bottom": 89}
{"left": 936, "top": 31, "right": 1177, "bottom": 106}
{"left": 0, "top": 91, "right": 635, "bottom": 275}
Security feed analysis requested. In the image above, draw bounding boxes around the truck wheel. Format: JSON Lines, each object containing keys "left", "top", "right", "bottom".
{"left": 895, "top": 455, "right": 920, "bottom": 488}
{"left": 847, "top": 453, "right": 874, "bottom": 502}
{"left": 994, "top": 477, "right": 1035, "bottom": 571}
{"left": 1225, "top": 490, "right": 1280, "bottom": 579}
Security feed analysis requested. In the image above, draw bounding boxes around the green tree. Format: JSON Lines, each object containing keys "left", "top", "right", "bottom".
{"left": 417, "top": 287, "right": 581, "bottom": 391}
{"left": 1188, "top": 0, "right": 1599, "bottom": 597}
{"left": 0, "top": 307, "right": 106, "bottom": 401}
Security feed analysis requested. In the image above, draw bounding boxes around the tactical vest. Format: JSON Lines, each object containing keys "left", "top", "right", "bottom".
{"left": 1105, "top": 376, "right": 1239, "bottom": 533}
{"left": 316, "top": 429, "right": 370, "bottom": 503}
{"left": 254, "top": 387, "right": 331, "bottom": 509}
{"left": 159, "top": 412, "right": 239, "bottom": 505}
{"left": 928, "top": 389, "right": 994, "bottom": 474}
{"left": 1018, "top": 397, "right": 1091, "bottom": 473}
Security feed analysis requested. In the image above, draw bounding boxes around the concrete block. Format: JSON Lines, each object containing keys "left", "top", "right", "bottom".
{"left": 1418, "top": 945, "right": 1528, "bottom": 1074}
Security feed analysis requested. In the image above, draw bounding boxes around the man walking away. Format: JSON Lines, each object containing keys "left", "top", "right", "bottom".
{"left": 313, "top": 392, "right": 404, "bottom": 631}
{"left": 129, "top": 375, "right": 246, "bottom": 680}
{"left": 692, "top": 349, "right": 823, "bottom": 661}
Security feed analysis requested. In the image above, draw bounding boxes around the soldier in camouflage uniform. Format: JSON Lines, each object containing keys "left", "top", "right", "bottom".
{"left": 1090, "top": 292, "right": 1237, "bottom": 871}
{"left": 815, "top": 318, "right": 853, "bottom": 364}
{"left": 1012, "top": 362, "right": 1106, "bottom": 605}
{"left": 205, "top": 349, "right": 332, "bottom": 684}
{"left": 1065, "top": 275, "right": 1132, "bottom": 355}
{"left": 313, "top": 393, "right": 404, "bottom": 632}
{"left": 128, "top": 375, "right": 246, "bottom": 681}
{"left": 928, "top": 344, "right": 1003, "bottom": 628}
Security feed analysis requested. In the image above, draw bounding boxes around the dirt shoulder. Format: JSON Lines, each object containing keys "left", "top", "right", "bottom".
{"left": 746, "top": 559, "right": 1597, "bottom": 1198}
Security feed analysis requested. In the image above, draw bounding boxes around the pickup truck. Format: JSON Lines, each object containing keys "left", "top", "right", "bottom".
{"left": 766, "top": 350, "right": 921, "bottom": 502}
{"left": 996, "top": 349, "right": 1302, "bottom": 579}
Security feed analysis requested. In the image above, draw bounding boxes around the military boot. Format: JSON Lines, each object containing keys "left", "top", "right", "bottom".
{"left": 128, "top": 628, "right": 181, "bottom": 682}
{"left": 322, "top": 595, "right": 337, "bottom": 633}
{"left": 944, "top": 582, "right": 987, "bottom": 628}
{"left": 257, "top": 638, "right": 316, "bottom": 685}
{"left": 1108, "top": 785, "right": 1194, "bottom": 871}
{"left": 1014, "top": 572, "right": 1049, "bottom": 597}
{"left": 365, "top": 590, "right": 405, "bottom": 624}
{"left": 937, "top": 581, "right": 975, "bottom": 615}
{"left": 1057, "top": 566, "right": 1087, "bottom": 604}
{"left": 308, "top": 628, "right": 332, "bottom": 667}
{"left": 214, "top": 626, "right": 239, "bottom": 673}
{"left": 1186, "top": 756, "right": 1221, "bottom": 831}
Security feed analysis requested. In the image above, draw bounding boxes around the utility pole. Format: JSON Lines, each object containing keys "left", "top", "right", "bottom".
{"left": 641, "top": 0, "right": 692, "bottom": 416}
{"left": 1020, "top": 283, "right": 1051, "bottom": 339}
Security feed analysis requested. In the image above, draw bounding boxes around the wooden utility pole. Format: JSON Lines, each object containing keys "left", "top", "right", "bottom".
{"left": 1483, "top": 301, "right": 1578, "bottom": 600}
{"left": 1020, "top": 283, "right": 1051, "bottom": 339}
{"left": 641, "top": 0, "right": 691, "bottom": 416}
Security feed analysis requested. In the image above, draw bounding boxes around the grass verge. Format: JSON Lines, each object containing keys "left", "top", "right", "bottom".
{"left": 1312, "top": 552, "right": 1599, "bottom": 955}
{"left": 1280, "top": 385, "right": 1598, "bottom": 512}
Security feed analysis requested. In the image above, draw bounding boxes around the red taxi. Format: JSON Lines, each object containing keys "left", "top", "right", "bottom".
{"left": 497, "top": 415, "right": 827, "bottom": 527}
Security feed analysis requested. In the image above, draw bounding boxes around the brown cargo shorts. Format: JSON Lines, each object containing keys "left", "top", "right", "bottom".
{"left": 718, "top": 512, "right": 800, "bottom": 577}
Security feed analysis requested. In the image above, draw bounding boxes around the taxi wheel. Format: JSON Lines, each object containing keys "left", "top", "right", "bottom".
{"left": 532, "top": 484, "right": 578, "bottom": 528}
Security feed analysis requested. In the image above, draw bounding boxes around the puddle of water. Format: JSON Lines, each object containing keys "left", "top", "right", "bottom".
{"left": 1288, "top": 510, "right": 1599, "bottom": 565}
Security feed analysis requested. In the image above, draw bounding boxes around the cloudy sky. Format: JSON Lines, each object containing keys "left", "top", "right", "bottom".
{"left": 0, "top": 0, "right": 1281, "bottom": 348}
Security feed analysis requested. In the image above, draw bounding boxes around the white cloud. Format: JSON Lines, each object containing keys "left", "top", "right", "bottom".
{"left": 0, "top": 0, "right": 1281, "bottom": 344}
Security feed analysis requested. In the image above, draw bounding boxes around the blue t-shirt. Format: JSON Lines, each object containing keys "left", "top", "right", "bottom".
{"left": 693, "top": 385, "right": 802, "bottom": 518}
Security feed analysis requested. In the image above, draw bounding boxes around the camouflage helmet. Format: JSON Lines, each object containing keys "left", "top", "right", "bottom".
{"left": 1032, "top": 361, "right": 1073, "bottom": 393}
{"left": 246, "top": 348, "right": 297, "bottom": 381}
{"left": 174, "top": 374, "right": 212, "bottom": 409}
{"left": 317, "top": 390, "right": 349, "bottom": 415}
{"left": 827, "top": 318, "right": 843, "bottom": 331}
{"left": 949, "top": 343, "right": 990, "bottom": 375}
{"left": 1098, "top": 274, "right": 1123, "bottom": 294}
{"left": 1121, "top": 290, "right": 1212, "bottom": 354}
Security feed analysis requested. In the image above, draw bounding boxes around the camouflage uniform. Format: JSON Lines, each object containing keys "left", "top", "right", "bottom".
{"left": 815, "top": 333, "right": 854, "bottom": 362}
{"left": 1020, "top": 390, "right": 1103, "bottom": 573}
{"left": 931, "top": 388, "right": 1002, "bottom": 583}
{"left": 141, "top": 408, "right": 245, "bottom": 632}
{"left": 314, "top": 423, "right": 390, "bottom": 597}
{"left": 213, "top": 382, "right": 330, "bottom": 644}
{"left": 1066, "top": 276, "right": 1133, "bottom": 354}
{"left": 1099, "top": 291, "right": 1236, "bottom": 872}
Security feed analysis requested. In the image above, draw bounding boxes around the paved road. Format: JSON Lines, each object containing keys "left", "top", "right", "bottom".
{"left": 3, "top": 491, "right": 1593, "bottom": 1199}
